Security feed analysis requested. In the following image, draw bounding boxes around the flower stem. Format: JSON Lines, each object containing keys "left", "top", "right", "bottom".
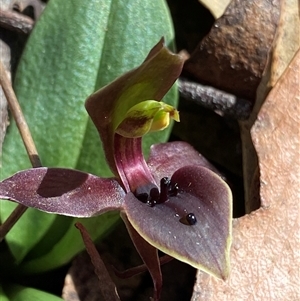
{"left": 0, "top": 61, "right": 42, "bottom": 241}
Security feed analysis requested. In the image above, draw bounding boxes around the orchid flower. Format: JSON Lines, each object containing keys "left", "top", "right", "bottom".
{"left": 0, "top": 39, "right": 232, "bottom": 300}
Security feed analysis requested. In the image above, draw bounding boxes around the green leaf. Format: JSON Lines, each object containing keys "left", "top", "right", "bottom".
{"left": 1, "top": 0, "right": 176, "bottom": 265}
{"left": 0, "top": 285, "right": 9, "bottom": 301}
{"left": 3, "top": 284, "right": 63, "bottom": 301}
{"left": 19, "top": 212, "right": 120, "bottom": 274}
{"left": 0, "top": 203, "right": 56, "bottom": 264}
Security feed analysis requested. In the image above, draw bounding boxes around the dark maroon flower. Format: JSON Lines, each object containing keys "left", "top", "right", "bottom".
{"left": 0, "top": 40, "right": 232, "bottom": 300}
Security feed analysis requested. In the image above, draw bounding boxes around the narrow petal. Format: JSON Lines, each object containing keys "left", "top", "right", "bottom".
{"left": 147, "top": 141, "right": 221, "bottom": 183}
{"left": 75, "top": 222, "right": 121, "bottom": 301}
{"left": 121, "top": 212, "right": 162, "bottom": 301}
{"left": 124, "top": 166, "right": 232, "bottom": 279}
{"left": 0, "top": 168, "right": 125, "bottom": 217}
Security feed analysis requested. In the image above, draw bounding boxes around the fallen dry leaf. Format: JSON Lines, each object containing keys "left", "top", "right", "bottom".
{"left": 197, "top": 0, "right": 231, "bottom": 19}
{"left": 191, "top": 49, "right": 300, "bottom": 301}
{"left": 238, "top": 0, "right": 300, "bottom": 212}
{"left": 269, "top": 0, "right": 300, "bottom": 87}
{"left": 184, "top": 0, "right": 280, "bottom": 100}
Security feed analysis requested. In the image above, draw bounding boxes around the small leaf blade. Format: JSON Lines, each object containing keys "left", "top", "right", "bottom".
{"left": 3, "top": 284, "right": 64, "bottom": 301}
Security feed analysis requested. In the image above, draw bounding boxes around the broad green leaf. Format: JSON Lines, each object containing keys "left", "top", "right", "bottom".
{"left": 0, "top": 286, "right": 9, "bottom": 301}
{"left": 1, "top": 0, "right": 175, "bottom": 265}
{"left": 19, "top": 212, "right": 119, "bottom": 274}
{"left": 3, "top": 284, "right": 63, "bottom": 301}
{"left": 20, "top": 214, "right": 74, "bottom": 261}
{"left": 0, "top": 203, "right": 55, "bottom": 264}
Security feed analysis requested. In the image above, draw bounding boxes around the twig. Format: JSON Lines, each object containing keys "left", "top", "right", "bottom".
{"left": 0, "top": 205, "right": 28, "bottom": 240}
{"left": 0, "top": 9, "right": 34, "bottom": 34}
{"left": 178, "top": 78, "right": 253, "bottom": 120}
{"left": 0, "top": 61, "right": 42, "bottom": 241}
{"left": 0, "top": 62, "right": 41, "bottom": 167}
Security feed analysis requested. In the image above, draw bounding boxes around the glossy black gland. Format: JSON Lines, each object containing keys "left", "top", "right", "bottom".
{"left": 159, "top": 177, "right": 179, "bottom": 203}
{"left": 161, "top": 177, "right": 171, "bottom": 186}
{"left": 150, "top": 186, "right": 160, "bottom": 201}
{"left": 168, "top": 182, "right": 179, "bottom": 196}
{"left": 146, "top": 187, "right": 160, "bottom": 207}
{"left": 158, "top": 177, "right": 171, "bottom": 203}
{"left": 135, "top": 184, "right": 158, "bottom": 204}
{"left": 135, "top": 177, "right": 179, "bottom": 207}
{"left": 136, "top": 192, "right": 149, "bottom": 203}
{"left": 146, "top": 199, "right": 156, "bottom": 207}
{"left": 186, "top": 213, "right": 197, "bottom": 225}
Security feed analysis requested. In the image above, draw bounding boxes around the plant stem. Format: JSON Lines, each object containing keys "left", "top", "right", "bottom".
{"left": 0, "top": 61, "right": 42, "bottom": 241}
